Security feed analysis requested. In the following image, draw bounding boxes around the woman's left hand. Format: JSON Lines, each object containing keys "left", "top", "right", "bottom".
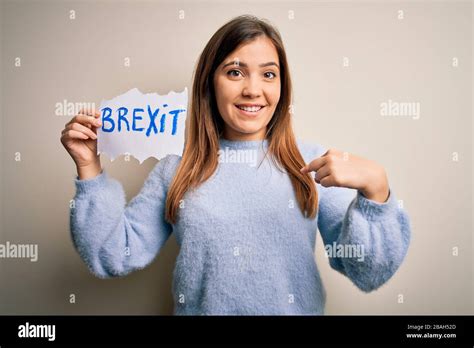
{"left": 300, "top": 148, "right": 390, "bottom": 203}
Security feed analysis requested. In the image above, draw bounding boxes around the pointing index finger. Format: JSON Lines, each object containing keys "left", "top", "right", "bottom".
{"left": 300, "top": 155, "right": 327, "bottom": 174}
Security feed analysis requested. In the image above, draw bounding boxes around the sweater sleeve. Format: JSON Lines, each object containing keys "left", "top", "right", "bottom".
{"left": 298, "top": 141, "right": 411, "bottom": 292}
{"left": 69, "top": 155, "right": 179, "bottom": 279}
{"left": 317, "top": 184, "right": 411, "bottom": 292}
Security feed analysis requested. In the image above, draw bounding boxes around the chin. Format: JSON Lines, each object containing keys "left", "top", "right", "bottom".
{"left": 232, "top": 124, "right": 265, "bottom": 135}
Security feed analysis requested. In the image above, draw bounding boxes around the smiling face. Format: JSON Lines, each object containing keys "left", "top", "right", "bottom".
{"left": 213, "top": 35, "right": 281, "bottom": 141}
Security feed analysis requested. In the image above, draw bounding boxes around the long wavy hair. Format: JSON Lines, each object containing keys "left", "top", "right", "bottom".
{"left": 165, "top": 15, "right": 318, "bottom": 224}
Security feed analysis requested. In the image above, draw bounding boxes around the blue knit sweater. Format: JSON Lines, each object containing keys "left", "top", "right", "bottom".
{"left": 70, "top": 138, "right": 411, "bottom": 315}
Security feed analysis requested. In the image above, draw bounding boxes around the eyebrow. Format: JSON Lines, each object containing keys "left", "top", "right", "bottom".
{"left": 222, "top": 61, "right": 280, "bottom": 70}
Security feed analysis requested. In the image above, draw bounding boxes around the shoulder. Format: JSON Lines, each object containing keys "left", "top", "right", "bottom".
{"left": 296, "top": 139, "right": 328, "bottom": 163}
{"left": 149, "top": 154, "right": 182, "bottom": 187}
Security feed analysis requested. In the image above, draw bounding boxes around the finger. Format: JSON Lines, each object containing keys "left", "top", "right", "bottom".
{"left": 314, "top": 164, "right": 331, "bottom": 183}
{"left": 90, "top": 110, "right": 101, "bottom": 118}
{"left": 73, "top": 114, "right": 102, "bottom": 128}
{"left": 64, "top": 129, "right": 89, "bottom": 140}
{"left": 78, "top": 108, "right": 101, "bottom": 118}
{"left": 66, "top": 123, "right": 97, "bottom": 140}
{"left": 321, "top": 149, "right": 333, "bottom": 157}
{"left": 71, "top": 122, "right": 98, "bottom": 139}
{"left": 319, "top": 175, "right": 339, "bottom": 188}
{"left": 323, "top": 148, "right": 346, "bottom": 161}
{"left": 64, "top": 119, "right": 73, "bottom": 128}
{"left": 300, "top": 156, "right": 327, "bottom": 174}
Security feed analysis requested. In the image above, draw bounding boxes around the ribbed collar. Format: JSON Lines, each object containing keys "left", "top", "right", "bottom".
{"left": 219, "top": 137, "right": 269, "bottom": 150}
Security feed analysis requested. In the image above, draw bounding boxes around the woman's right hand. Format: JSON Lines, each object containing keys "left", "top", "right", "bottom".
{"left": 60, "top": 109, "right": 103, "bottom": 179}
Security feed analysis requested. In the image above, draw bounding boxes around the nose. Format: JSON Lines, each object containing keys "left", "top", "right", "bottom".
{"left": 242, "top": 75, "right": 262, "bottom": 98}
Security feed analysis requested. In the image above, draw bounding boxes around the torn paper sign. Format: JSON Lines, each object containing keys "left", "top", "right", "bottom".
{"left": 97, "top": 87, "right": 187, "bottom": 163}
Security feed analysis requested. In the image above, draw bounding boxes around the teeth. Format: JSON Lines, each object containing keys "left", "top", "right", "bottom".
{"left": 237, "top": 105, "right": 262, "bottom": 112}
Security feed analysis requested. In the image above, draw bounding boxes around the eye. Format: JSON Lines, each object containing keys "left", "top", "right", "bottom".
{"left": 227, "top": 69, "right": 242, "bottom": 78}
{"left": 264, "top": 71, "right": 277, "bottom": 79}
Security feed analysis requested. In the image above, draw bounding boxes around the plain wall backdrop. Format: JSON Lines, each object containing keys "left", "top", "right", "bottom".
{"left": 0, "top": 0, "right": 472, "bottom": 314}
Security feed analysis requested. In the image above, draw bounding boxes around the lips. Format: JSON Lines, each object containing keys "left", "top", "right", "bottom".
{"left": 234, "top": 104, "right": 266, "bottom": 116}
{"left": 236, "top": 105, "right": 263, "bottom": 112}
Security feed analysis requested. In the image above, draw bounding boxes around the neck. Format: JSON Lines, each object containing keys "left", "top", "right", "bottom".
{"left": 222, "top": 128, "right": 267, "bottom": 141}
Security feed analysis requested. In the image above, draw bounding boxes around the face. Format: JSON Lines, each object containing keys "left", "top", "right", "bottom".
{"left": 213, "top": 35, "right": 281, "bottom": 141}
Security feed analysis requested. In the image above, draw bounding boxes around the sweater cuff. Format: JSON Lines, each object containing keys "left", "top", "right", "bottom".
{"left": 74, "top": 170, "right": 108, "bottom": 195}
{"left": 355, "top": 188, "right": 398, "bottom": 221}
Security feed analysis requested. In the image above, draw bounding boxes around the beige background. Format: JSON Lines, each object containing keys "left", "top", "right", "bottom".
{"left": 0, "top": 0, "right": 472, "bottom": 314}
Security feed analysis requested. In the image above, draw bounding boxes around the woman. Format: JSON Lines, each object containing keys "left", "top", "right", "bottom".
{"left": 60, "top": 15, "right": 411, "bottom": 315}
